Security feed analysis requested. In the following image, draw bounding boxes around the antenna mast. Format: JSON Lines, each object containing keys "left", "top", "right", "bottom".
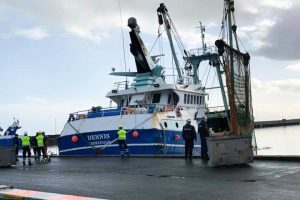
{"left": 198, "top": 21, "right": 206, "bottom": 54}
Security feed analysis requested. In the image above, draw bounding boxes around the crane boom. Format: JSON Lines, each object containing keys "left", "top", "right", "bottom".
{"left": 157, "top": 3, "right": 183, "bottom": 84}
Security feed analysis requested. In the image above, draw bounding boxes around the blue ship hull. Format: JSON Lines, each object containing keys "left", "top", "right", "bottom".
{"left": 58, "top": 129, "right": 201, "bottom": 156}
{"left": 0, "top": 136, "right": 14, "bottom": 147}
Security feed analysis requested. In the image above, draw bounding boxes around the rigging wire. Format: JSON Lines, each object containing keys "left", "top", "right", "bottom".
{"left": 168, "top": 14, "right": 186, "bottom": 55}
{"left": 171, "top": 29, "right": 184, "bottom": 57}
{"left": 204, "top": 65, "right": 212, "bottom": 87}
{"left": 150, "top": 32, "right": 163, "bottom": 53}
{"left": 201, "top": 62, "right": 209, "bottom": 82}
{"left": 118, "top": 0, "right": 128, "bottom": 87}
{"left": 159, "top": 31, "right": 165, "bottom": 67}
{"left": 236, "top": 34, "right": 248, "bottom": 52}
{"left": 208, "top": 68, "right": 217, "bottom": 96}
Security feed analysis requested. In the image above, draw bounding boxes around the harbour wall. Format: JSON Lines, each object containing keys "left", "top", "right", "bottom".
{"left": 254, "top": 118, "right": 300, "bottom": 128}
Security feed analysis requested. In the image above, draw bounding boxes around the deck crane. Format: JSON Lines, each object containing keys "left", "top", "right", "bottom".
{"left": 157, "top": 3, "right": 190, "bottom": 84}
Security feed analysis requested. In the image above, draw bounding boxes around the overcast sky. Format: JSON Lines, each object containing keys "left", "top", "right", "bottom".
{"left": 0, "top": 0, "right": 299, "bottom": 135}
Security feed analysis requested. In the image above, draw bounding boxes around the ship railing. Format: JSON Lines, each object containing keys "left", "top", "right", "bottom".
{"left": 206, "top": 106, "right": 227, "bottom": 113}
{"left": 68, "top": 104, "right": 204, "bottom": 121}
{"left": 122, "top": 104, "right": 204, "bottom": 116}
{"left": 68, "top": 106, "right": 121, "bottom": 121}
{"left": 188, "top": 46, "right": 217, "bottom": 57}
{"left": 111, "top": 81, "right": 130, "bottom": 93}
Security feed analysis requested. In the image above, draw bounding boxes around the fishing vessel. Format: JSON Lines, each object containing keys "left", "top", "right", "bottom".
{"left": 58, "top": 0, "right": 255, "bottom": 161}
{"left": 0, "top": 119, "right": 21, "bottom": 147}
{"left": 58, "top": 3, "right": 207, "bottom": 155}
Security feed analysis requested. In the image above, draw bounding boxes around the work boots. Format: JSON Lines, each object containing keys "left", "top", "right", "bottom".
{"left": 23, "top": 161, "right": 26, "bottom": 166}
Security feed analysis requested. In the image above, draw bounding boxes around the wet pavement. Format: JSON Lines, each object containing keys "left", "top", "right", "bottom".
{"left": 0, "top": 157, "right": 300, "bottom": 199}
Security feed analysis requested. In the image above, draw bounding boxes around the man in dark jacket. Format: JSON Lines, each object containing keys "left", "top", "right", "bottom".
{"left": 30, "top": 133, "right": 38, "bottom": 161}
{"left": 13, "top": 134, "right": 19, "bottom": 161}
{"left": 182, "top": 119, "right": 197, "bottom": 160}
{"left": 198, "top": 116, "right": 209, "bottom": 160}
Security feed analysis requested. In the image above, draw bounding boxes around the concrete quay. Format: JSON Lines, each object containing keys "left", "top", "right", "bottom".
{"left": 0, "top": 157, "right": 300, "bottom": 200}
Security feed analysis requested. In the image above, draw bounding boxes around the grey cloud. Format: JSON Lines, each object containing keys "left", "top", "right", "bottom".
{"left": 2, "top": 0, "right": 299, "bottom": 57}
{"left": 255, "top": 5, "right": 300, "bottom": 60}
{"left": 252, "top": 78, "right": 300, "bottom": 94}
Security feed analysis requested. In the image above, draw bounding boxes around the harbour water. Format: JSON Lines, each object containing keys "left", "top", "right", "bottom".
{"left": 45, "top": 125, "right": 300, "bottom": 156}
{"left": 255, "top": 125, "right": 300, "bottom": 156}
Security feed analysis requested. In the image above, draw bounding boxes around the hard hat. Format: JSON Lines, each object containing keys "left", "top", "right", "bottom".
{"left": 186, "top": 119, "right": 191, "bottom": 123}
{"left": 24, "top": 131, "right": 28, "bottom": 136}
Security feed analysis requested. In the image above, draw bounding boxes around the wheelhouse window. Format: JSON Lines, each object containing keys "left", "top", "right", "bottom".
{"left": 194, "top": 95, "right": 196, "bottom": 104}
{"left": 168, "top": 94, "right": 171, "bottom": 104}
{"left": 187, "top": 95, "right": 190, "bottom": 104}
{"left": 173, "top": 93, "right": 179, "bottom": 105}
{"left": 196, "top": 96, "right": 199, "bottom": 104}
{"left": 200, "top": 96, "right": 203, "bottom": 104}
{"left": 152, "top": 93, "right": 161, "bottom": 103}
{"left": 184, "top": 94, "right": 187, "bottom": 104}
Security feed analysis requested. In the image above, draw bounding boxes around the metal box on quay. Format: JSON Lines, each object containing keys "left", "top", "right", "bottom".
{"left": 0, "top": 147, "right": 16, "bottom": 167}
{"left": 207, "top": 136, "right": 253, "bottom": 166}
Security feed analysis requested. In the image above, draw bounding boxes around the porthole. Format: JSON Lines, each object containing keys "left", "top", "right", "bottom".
{"left": 164, "top": 122, "right": 168, "bottom": 128}
{"left": 175, "top": 122, "right": 179, "bottom": 128}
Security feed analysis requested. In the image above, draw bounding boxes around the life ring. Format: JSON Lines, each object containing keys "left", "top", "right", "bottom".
{"left": 124, "top": 108, "right": 133, "bottom": 115}
{"left": 164, "top": 104, "right": 174, "bottom": 112}
{"left": 175, "top": 106, "right": 182, "bottom": 117}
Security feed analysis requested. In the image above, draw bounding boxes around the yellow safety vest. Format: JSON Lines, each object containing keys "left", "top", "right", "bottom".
{"left": 117, "top": 129, "right": 126, "bottom": 140}
{"left": 36, "top": 135, "right": 44, "bottom": 147}
{"left": 21, "top": 136, "right": 30, "bottom": 147}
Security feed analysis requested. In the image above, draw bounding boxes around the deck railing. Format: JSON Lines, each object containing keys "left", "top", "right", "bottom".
{"left": 68, "top": 104, "right": 205, "bottom": 121}
{"left": 206, "top": 106, "right": 227, "bottom": 113}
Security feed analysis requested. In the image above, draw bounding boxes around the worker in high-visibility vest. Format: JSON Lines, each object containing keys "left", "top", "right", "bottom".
{"left": 21, "top": 131, "right": 32, "bottom": 166}
{"left": 36, "top": 132, "right": 46, "bottom": 160}
{"left": 116, "top": 126, "right": 129, "bottom": 158}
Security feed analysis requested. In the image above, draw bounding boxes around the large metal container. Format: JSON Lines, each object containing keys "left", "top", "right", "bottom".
{"left": 207, "top": 136, "right": 253, "bottom": 166}
{"left": 0, "top": 147, "right": 16, "bottom": 167}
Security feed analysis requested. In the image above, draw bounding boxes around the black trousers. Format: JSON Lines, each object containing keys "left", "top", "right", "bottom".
{"left": 118, "top": 140, "right": 129, "bottom": 155}
{"left": 15, "top": 146, "right": 19, "bottom": 156}
{"left": 184, "top": 140, "right": 194, "bottom": 159}
{"left": 22, "top": 146, "right": 31, "bottom": 159}
{"left": 201, "top": 137, "right": 209, "bottom": 160}
{"left": 37, "top": 147, "right": 46, "bottom": 158}
{"left": 33, "top": 147, "right": 38, "bottom": 157}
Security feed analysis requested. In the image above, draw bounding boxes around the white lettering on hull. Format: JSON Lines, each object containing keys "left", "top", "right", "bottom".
{"left": 87, "top": 134, "right": 110, "bottom": 141}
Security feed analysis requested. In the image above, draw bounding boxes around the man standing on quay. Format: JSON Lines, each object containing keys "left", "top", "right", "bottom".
{"left": 182, "top": 119, "right": 197, "bottom": 160}
{"left": 21, "top": 131, "right": 32, "bottom": 166}
{"left": 199, "top": 116, "right": 209, "bottom": 160}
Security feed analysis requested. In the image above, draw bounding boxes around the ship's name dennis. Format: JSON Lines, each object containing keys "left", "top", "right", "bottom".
{"left": 87, "top": 134, "right": 110, "bottom": 141}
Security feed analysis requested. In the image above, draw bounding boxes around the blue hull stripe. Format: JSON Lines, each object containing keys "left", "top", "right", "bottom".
{"left": 58, "top": 129, "right": 201, "bottom": 155}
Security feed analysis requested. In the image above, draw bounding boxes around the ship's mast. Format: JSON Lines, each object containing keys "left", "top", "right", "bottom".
{"left": 215, "top": 0, "right": 254, "bottom": 135}
{"left": 225, "top": 0, "right": 235, "bottom": 94}
{"left": 157, "top": 3, "right": 183, "bottom": 84}
{"left": 198, "top": 21, "right": 206, "bottom": 55}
